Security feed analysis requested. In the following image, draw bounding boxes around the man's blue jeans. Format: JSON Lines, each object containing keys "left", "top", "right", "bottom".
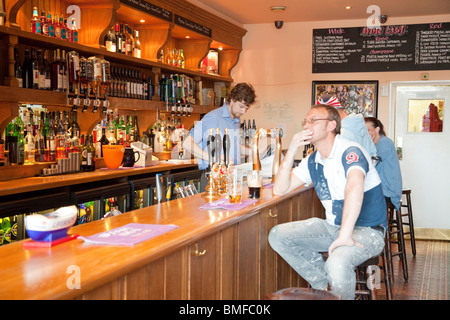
{"left": 268, "top": 218, "right": 385, "bottom": 300}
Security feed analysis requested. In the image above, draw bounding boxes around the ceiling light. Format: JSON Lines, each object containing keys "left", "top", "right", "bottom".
{"left": 345, "top": 6, "right": 351, "bottom": 9}
{"left": 185, "top": 35, "right": 191, "bottom": 39}
{"left": 270, "top": 6, "right": 287, "bottom": 12}
{"left": 139, "top": 19, "right": 146, "bottom": 23}
{"left": 218, "top": 46, "right": 223, "bottom": 50}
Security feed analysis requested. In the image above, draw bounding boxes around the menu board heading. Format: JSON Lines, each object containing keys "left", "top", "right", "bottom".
{"left": 312, "top": 22, "right": 450, "bottom": 73}
{"left": 120, "top": 0, "right": 172, "bottom": 22}
{"left": 174, "top": 14, "right": 212, "bottom": 38}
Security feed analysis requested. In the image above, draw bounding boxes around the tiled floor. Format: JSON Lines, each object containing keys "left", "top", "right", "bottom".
{"left": 377, "top": 240, "right": 449, "bottom": 300}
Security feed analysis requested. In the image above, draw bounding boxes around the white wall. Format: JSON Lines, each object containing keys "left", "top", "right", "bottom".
{"left": 232, "top": 14, "right": 450, "bottom": 158}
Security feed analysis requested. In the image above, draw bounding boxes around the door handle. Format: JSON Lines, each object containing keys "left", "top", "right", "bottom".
{"left": 267, "top": 209, "right": 277, "bottom": 218}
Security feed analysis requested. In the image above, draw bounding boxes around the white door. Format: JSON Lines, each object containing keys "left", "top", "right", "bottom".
{"left": 392, "top": 81, "right": 450, "bottom": 229}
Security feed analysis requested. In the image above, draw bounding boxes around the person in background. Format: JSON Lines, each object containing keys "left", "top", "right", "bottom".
{"left": 317, "top": 94, "right": 377, "bottom": 159}
{"left": 182, "top": 83, "right": 256, "bottom": 190}
{"left": 269, "top": 104, "right": 386, "bottom": 300}
{"left": 365, "top": 117, "right": 402, "bottom": 210}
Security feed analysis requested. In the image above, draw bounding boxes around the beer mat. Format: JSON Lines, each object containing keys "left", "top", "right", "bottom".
{"left": 263, "top": 183, "right": 274, "bottom": 189}
{"left": 78, "top": 223, "right": 179, "bottom": 246}
{"left": 22, "top": 234, "right": 79, "bottom": 248}
{"left": 199, "top": 198, "right": 258, "bottom": 211}
{"left": 99, "top": 166, "right": 145, "bottom": 170}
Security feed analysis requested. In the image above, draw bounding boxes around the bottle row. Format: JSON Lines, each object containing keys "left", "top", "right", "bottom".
{"left": 30, "top": 7, "right": 78, "bottom": 42}
{"left": 104, "top": 23, "right": 141, "bottom": 58}
{"left": 13, "top": 46, "right": 198, "bottom": 106}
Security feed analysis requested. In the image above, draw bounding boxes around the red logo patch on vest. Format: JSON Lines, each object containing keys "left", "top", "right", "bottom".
{"left": 346, "top": 152, "right": 359, "bottom": 164}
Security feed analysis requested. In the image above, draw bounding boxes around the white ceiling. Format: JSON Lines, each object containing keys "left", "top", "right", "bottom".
{"left": 189, "top": 0, "right": 450, "bottom": 25}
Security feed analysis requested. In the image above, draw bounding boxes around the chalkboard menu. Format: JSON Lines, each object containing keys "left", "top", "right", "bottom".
{"left": 312, "top": 22, "right": 450, "bottom": 73}
{"left": 120, "top": 0, "right": 172, "bottom": 22}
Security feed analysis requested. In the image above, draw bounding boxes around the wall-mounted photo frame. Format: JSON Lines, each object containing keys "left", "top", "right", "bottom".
{"left": 312, "top": 80, "right": 378, "bottom": 117}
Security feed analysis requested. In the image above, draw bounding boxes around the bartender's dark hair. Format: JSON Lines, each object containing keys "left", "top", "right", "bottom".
{"left": 227, "top": 83, "right": 256, "bottom": 106}
{"left": 365, "top": 117, "right": 386, "bottom": 136}
{"left": 312, "top": 104, "right": 341, "bottom": 135}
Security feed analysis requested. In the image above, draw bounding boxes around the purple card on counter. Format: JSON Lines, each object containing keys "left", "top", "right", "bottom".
{"left": 79, "top": 223, "right": 178, "bottom": 246}
{"left": 200, "top": 198, "right": 258, "bottom": 211}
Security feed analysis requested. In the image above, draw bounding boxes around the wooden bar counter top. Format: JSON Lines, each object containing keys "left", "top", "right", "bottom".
{"left": 0, "top": 181, "right": 323, "bottom": 300}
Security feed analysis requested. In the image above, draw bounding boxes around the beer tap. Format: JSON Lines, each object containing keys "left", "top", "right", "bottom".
{"left": 214, "top": 128, "right": 222, "bottom": 165}
{"left": 251, "top": 127, "right": 283, "bottom": 182}
{"left": 206, "top": 128, "right": 215, "bottom": 170}
{"left": 223, "top": 128, "right": 230, "bottom": 167}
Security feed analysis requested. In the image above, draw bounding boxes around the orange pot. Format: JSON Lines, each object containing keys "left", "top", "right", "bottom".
{"left": 102, "top": 145, "right": 124, "bottom": 169}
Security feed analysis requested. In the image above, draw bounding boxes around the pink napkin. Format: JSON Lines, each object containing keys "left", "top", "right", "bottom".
{"left": 200, "top": 198, "right": 258, "bottom": 211}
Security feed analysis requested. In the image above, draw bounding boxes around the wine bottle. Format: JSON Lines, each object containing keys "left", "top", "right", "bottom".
{"left": 99, "top": 127, "right": 109, "bottom": 157}
{"left": 14, "top": 48, "right": 23, "bottom": 88}
{"left": 43, "top": 50, "right": 51, "bottom": 90}
{"left": 31, "top": 48, "right": 40, "bottom": 89}
{"left": 37, "top": 50, "right": 45, "bottom": 90}
{"left": 115, "top": 23, "right": 122, "bottom": 53}
{"left": 105, "top": 27, "right": 117, "bottom": 53}
{"left": 134, "top": 30, "right": 141, "bottom": 58}
{"left": 80, "top": 134, "right": 87, "bottom": 171}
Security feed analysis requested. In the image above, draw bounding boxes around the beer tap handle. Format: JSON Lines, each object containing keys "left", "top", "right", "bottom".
{"left": 206, "top": 128, "right": 215, "bottom": 170}
{"left": 223, "top": 128, "right": 230, "bottom": 167}
{"left": 214, "top": 128, "right": 222, "bottom": 164}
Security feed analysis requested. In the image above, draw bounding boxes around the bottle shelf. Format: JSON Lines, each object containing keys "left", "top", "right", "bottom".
{"left": 0, "top": 25, "right": 233, "bottom": 83}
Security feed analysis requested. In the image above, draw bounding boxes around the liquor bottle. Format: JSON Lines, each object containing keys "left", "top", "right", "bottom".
{"left": 134, "top": 115, "right": 140, "bottom": 141}
{"left": 37, "top": 50, "right": 45, "bottom": 89}
{"left": 172, "top": 49, "right": 177, "bottom": 66}
{"left": 88, "top": 134, "right": 96, "bottom": 171}
{"left": 67, "top": 51, "right": 80, "bottom": 95}
{"left": 165, "top": 47, "right": 171, "bottom": 65}
{"left": 124, "top": 24, "right": 131, "bottom": 56}
{"left": 127, "top": 115, "right": 134, "bottom": 142}
{"left": 61, "top": 16, "right": 67, "bottom": 40}
{"left": 24, "top": 123, "right": 35, "bottom": 164}
{"left": 61, "top": 50, "right": 68, "bottom": 92}
{"left": 142, "top": 73, "right": 148, "bottom": 100}
{"left": 115, "top": 23, "right": 122, "bottom": 53}
{"left": 54, "top": 14, "right": 61, "bottom": 38}
{"left": 67, "top": 18, "right": 73, "bottom": 41}
{"left": 47, "top": 11, "right": 55, "bottom": 37}
{"left": 51, "top": 49, "right": 63, "bottom": 91}
{"left": 80, "top": 134, "right": 87, "bottom": 171}
{"left": 71, "top": 111, "right": 80, "bottom": 139}
{"left": 34, "top": 122, "right": 45, "bottom": 162}
{"left": 119, "top": 24, "right": 126, "bottom": 54}
{"left": 14, "top": 48, "right": 23, "bottom": 88}
{"left": 180, "top": 49, "right": 185, "bottom": 68}
{"left": 40, "top": 8, "right": 46, "bottom": 34}
{"left": 31, "top": 48, "right": 40, "bottom": 89}
{"left": 105, "top": 27, "right": 116, "bottom": 53}
{"left": 70, "top": 18, "right": 78, "bottom": 43}
{"left": 99, "top": 127, "right": 109, "bottom": 157}
{"left": 176, "top": 49, "right": 182, "bottom": 67}
{"left": 43, "top": 50, "right": 51, "bottom": 90}
{"left": 134, "top": 30, "right": 141, "bottom": 58}
{"left": 158, "top": 49, "right": 164, "bottom": 64}
{"left": 30, "top": 7, "right": 41, "bottom": 34}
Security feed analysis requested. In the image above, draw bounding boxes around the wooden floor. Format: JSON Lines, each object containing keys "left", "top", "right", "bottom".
{"left": 377, "top": 239, "right": 449, "bottom": 300}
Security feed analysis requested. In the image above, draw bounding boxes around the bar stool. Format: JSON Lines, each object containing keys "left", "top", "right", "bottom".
{"left": 266, "top": 287, "right": 341, "bottom": 300}
{"left": 319, "top": 242, "right": 393, "bottom": 300}
{"left": 387, "top": 202, "right": 408, "bottom": 281}
{"left": 401, "top": 189, "right": 416, "bottom": 256}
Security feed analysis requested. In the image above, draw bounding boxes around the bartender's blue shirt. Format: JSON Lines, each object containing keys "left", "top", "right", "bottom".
{"left": 189, "top": 103, "right": 241, "bottom": 170}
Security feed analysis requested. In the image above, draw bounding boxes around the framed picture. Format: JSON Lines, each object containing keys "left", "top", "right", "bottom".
{"left": 312, "top": 80, "right": 378, "bottom": 117}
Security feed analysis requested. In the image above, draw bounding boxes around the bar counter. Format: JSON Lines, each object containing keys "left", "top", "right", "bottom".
{"left": 0, "top": 160, "right": 198, "bottom": 197}
{"left": 0, "top": 181, "right": 324, "bottom": 300}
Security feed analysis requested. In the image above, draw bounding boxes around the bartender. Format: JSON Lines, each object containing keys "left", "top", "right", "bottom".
{"left": 182, "top": 82, "right": 256, "bottom": 191}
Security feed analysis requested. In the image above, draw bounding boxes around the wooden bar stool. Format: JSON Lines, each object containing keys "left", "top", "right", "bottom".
{"left": 401, "top": 189, "right": 416, "bottom": 256}
{"left": 387, "top": 202, "right": 409, "bottom": 281}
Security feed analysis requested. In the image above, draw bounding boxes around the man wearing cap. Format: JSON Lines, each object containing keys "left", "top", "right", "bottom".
{"left": 317, "top": 94, "right": 376, "bottom": 158}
